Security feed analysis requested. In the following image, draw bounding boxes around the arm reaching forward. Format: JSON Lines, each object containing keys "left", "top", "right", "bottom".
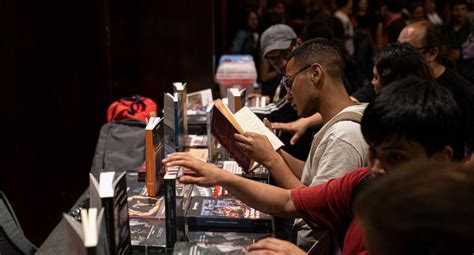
{"left": 162, "top": 152, "right": 301, "bottom": 218}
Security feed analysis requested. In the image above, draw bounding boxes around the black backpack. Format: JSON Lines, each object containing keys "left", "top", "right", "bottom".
{"left": 0, "top": 191, "right": 37, "bottom": 255}
{"left": 90, "top": 119, "right": 146, "bottom": 173}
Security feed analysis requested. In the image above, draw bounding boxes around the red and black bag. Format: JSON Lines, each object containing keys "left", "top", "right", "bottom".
{"left": 107, "top": 95, "right": 158, "bottom": 123}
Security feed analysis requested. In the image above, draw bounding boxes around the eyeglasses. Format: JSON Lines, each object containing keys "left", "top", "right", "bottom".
{"left": 280, "top": 64, "right": 313, "bottom": 91}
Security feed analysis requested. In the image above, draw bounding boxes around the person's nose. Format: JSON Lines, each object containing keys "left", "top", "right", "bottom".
{"left": 370, "top": 158, "right": 386, "bottom": 176}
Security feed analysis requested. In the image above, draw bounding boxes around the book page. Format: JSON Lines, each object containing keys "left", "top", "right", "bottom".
{"left": 234, "top": 107, "right": 284, "bottom": 150}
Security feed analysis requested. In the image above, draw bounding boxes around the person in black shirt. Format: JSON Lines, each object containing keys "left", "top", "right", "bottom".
{"left": 398, "top": 20, "right": 474, "bottom": 161}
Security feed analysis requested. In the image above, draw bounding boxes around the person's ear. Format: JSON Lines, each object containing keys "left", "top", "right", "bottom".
{"left": 433, "top": 146, "right": 454, "bottom": 161}
{"left": 425, "top": 47, "right": 439, "bottom": 62}
{"left": 311, "top": 64, "right": 323, "bottom": 88}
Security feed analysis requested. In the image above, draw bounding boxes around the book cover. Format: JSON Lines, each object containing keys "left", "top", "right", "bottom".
{"left": 191, "top": 185, "right": 232, "bottom": 198}
{"left": 184, "top": 134, "right": 208, "bottom": 148}
{"left": 145, "top": 117, "right": 165, "bottom": 196}
{"left": 63, "top": 208, "right": 110, "bottom": 255}
{"left": 173, "top": 242, "right": 248, "bottom": 255}
{"left": 186, "top": 88, "right": 213, "bottom": 114}
{"left": 164, "top": 92, "right": 184, "bottom": 155}
{"left": 218, "top": 161, "right": 271, "bottom": 184}
{"left": 186, "top": 231, "right": 271, "bottom": 244}
{"left": 173, "top": 82, "right": 188, "bottom": 138}
{"left": 89, "top": 171, "right": 131, "bottom": 255}
{"left": 211, "top": 100, "right": 284, "bottom": 173}
{"left": 129, "top": 218, "right": 166, "bottom": 255}
{"left": 186, "top": 197, "right": 273, "bottom": 233}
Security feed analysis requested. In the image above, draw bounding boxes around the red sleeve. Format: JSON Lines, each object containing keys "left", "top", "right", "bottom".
{"left": 291, "top": 167, "right": 369, "bottom": 237}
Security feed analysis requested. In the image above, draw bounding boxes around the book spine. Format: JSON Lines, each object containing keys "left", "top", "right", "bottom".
{"left": 145, "top": 129, "right": 157, "bottom": 196}
{"left": 164, "top": 169, "right": 177, "bottom": 249}
{"left": 115, "top": 173, "right": 132, "bottom": 255}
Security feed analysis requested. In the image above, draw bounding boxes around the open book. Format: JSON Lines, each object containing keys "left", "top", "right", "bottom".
{"left": 211, "top": 99, "right": 284, "bottom": 173}
{"left": 63, "top": 208, "right": 110, "bottom": 255}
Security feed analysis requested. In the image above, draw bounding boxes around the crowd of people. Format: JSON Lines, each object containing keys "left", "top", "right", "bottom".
{"left": 169, "top": 0, "right": 474, "bottom": 254}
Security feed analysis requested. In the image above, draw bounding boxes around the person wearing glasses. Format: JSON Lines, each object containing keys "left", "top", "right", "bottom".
{"left": 398, "top": 20, "right": 474, "bottom": 164}
{"left": 240, "top": 38, "right": 369, "bottom": 252}
{"left": 164, "top": 76, "right": 465, "bottom": 254}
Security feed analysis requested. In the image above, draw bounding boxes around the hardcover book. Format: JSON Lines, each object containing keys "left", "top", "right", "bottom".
{"left": 186, "top": 197, "right": 273, "bottom": 233}
{"left": 211, "top": 99, "right": 284, "bottom": 173}
{"left": 164, "top": 92, "right": 184, "bottom": 155}
{"left": 173, "top": 242, "right": 247, "bottom": 255}
{"left": 184, "top": 134, "right": 208, "bottom": 148}
{"left": 186, "top": 88, "right": 213, "bottom": 114}
{"left": 173, "top": 82, "right": 188, "bottom": 137}
{"left": 89, "top": 171, "right": 131, "bottom": 255}
{"left": 191, "top": 185, "right": 232, "bottom": 198}
{"left": 127, "top": 182, "right": 166, "bottom": 220}
{"left": 186, "top": 231, "right": 271, "bottom": 244}
{"left": 206, "top": 103, "right": 218, "bottom": 162}
{"left": 219, "top": 161, "right": 271, "bottom": 183}
{"left": 145, "top": 117, "right": 165, "bottom": 196}
{"left": 164, "top": 166, "right": 186, "bottom": 249}
{"left": 227, "top": 88, "right": 246, "bottom": 114}
{"left": 63, "top": 208, "right": 110, "bottom": 255}
{"left": 129, "top": 218, "right": 166, "bottom": 255}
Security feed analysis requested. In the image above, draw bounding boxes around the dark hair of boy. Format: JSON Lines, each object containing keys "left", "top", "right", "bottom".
{"left": 354, "top": 160, "right": 474, "bottom": 255}
{"left": 361, "top": 76, "right": 465, "bottom": 160}
{"left": 373, "top": 43, "right": 435, "bottom": 87}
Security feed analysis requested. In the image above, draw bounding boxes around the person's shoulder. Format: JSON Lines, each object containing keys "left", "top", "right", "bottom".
{"left": 344, "top": 167, "right": 369, "bottom": 180}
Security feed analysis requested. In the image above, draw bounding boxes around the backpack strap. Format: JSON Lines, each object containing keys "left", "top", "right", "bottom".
{"left": 308, "top": 111, "right": 363, "bottom": 166}
{"left": 0, "top": 191, "right": 37, "bottom": 254}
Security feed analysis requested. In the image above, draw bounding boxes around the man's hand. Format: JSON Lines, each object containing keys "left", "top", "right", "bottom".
{"left": 162, "top": 152, "right": 229, "bottom": 187}
{"left": 247, "top": 237, "right": 306, "bottom": 255}
{"left": 234, "top": 132, "right": 280, "bottom": 167}
{"left": 269, "top": 113, "right": 323, "bottom": 145}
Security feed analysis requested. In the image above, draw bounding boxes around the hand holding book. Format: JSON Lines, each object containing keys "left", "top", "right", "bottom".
{"left": 234, "top": 132, "right": 282, "bottom": 169}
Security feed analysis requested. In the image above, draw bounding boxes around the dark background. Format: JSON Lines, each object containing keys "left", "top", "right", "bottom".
{"left": 1, "top": 0, "right": 251, "bottom": 246}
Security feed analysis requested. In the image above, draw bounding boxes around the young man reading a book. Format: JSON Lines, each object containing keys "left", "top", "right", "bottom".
{"left": 163, "top": 77, "right": 465, "bottom": 254}
{"left": 239, "top": 39, "right": 369, "bottom": 189}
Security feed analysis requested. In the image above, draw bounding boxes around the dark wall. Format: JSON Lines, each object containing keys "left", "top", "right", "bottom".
{"left": 1, "top": 0, "right": 215, "bottom": 246}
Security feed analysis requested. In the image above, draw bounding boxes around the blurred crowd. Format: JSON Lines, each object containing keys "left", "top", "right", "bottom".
{"left": 230, "top": 0, "right": 474, "bottom": 97}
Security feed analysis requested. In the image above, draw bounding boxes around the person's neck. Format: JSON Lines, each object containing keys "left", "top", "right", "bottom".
{"left": 319, "top": 81, "right": 356, "bottom": 124}
{"left": 431, "top": 61, "right": 446, "bottom": 78}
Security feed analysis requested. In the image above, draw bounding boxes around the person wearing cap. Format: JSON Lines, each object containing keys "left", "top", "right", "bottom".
{"left": 258, "top": 24, "right": 319, "bottom": 164}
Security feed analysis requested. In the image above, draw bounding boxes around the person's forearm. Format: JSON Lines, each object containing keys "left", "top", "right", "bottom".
{"left": 264, "top": 152, "right": 306, "bottom": 189}
{"left": 306, "top": 113, "right": 323, "bottom": 128}
{"left": 217, "top": 172, "right": 301, "bottom": 218}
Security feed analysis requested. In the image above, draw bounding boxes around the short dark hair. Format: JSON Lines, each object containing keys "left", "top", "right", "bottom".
{"left": 374, "top": 43, "right": 434, "bottom": 87}
{"left": 361, "top": 76, "right": 464, "bottom": 160}
{"left": 355, "top": 161, "right": 474, "bottom": 255}
{"left": 287, "top": 38, "right": 344, "bottom": 80}
{"left": 450, "top": 0, "right": 469, "bottom": 10}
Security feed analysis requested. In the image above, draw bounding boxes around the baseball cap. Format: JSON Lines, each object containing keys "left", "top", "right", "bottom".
{"left": 260, "top": 24, "right": 297, "bottom": 58}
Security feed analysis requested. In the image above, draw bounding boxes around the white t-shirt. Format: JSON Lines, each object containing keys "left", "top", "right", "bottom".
{"left": 300, "top": 104, "right": 369, "bottom": 186}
